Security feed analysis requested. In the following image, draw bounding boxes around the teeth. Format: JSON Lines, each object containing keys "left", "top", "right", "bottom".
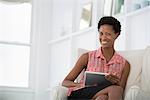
{"left": 102, "top": 41, "right": 107, "bottom": 44}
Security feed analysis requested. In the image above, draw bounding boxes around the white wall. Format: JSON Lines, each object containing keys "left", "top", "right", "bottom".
{"left": 31, "top": 0, "right": 52, "bottom": 100}
{"left": 125, "top": 11, "right": 150, "bottom": 50}
{"left": 0, "top": 91, "right": 34, "bottom": 100}
{"left": 0, "top": 87, "right": 34, "bottom": 100}
{"left": 51, "top": 0, "right": 74, "bottom": 39}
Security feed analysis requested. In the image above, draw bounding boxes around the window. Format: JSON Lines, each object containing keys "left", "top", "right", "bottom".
{"left": 113, "top": 0, "right": 124, "bottom": 15}
{"left": 0, "top": 2, "right": 31, "bottom": 87}
{"left": 79, "top": 2, "right": 92, "bottom": 30}
{"left": 104, "top": 0, "right": 124, "bottom": 16}
{"left": 104, "top": 0, "right": 113, "bottom": 16}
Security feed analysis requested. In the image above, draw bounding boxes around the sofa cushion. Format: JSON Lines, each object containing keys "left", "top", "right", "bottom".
{"left": 51, "top": 86, "right": 68, "bottom": 100}
{"left": 118, "top": 50, "right": 144, "bottom": 93}
{"left": 136, "top": 90, "right": 150, "bottom": 100}
{"left": 124, "top": 85, "right": 140, "bottom": 100}
{"left": 141, "top": 46, "right": 150, "bottom": 92}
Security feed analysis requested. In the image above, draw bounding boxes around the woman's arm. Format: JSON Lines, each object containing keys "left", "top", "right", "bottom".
{"left": 105, "top": 60, "right": 130, "bottom": 89}
{"left": 62, "top": 53, "right": 88, "bottom": 88}
{"left": 92, "top": 61, "right": 130, "bottom": 99}
{"left": 118, "top": 60, "right": 130, "bottom": 89}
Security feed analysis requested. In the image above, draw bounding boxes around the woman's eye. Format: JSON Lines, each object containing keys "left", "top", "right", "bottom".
{"left": 106, "top": 33, "right": 111, "bottom": 36}
{"left": 99, "top": 32, "right": 112, "bottom": 36}
{"left": 100, "top": 32, "right": 103, "bottom": 35}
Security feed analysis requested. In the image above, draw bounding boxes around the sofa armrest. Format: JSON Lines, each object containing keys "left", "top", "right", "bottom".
{"left": 124, "top": 85, "right": 140, "bottom": 100}
{"left": 51, "top": 85, "right": 68, "bottom": 100}
{"left": 135, "top": 89, "right": 150, "bottom": 100}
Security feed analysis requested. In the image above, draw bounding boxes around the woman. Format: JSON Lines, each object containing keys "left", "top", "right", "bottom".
{"left": 62, "top": 16, "right": 130, "bottom": 100}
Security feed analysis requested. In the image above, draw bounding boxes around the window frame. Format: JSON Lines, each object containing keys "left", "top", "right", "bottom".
{"left": 0, "top": 2, "right": 32, "bottom": 88}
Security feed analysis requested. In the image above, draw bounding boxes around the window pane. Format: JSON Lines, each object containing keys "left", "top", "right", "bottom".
{"left": 0, "top": 3, "right": 31, "bottom": 43}
{"left": 79, "top": 3, "right": 92, "bottom": 30}
{"left": 104, "top": 0, "right": 113, "bottom": 16}
{"left": 0, "top": 44, "right": 30, "bottom": 87}
{"left": 113, "top": 0, "right": 124, "bottom": 15}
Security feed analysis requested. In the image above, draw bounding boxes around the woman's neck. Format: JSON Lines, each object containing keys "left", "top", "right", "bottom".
{"left": 101, "top": 47, "right": 115, "bottom": 62}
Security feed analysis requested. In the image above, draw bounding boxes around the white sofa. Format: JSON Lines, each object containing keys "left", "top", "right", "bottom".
{"left": 51, "top": 46, "right": 150, "bottom": 100}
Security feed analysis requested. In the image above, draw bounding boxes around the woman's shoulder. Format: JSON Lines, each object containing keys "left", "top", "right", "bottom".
{"left": 115, "top": 52, "right": 126, "bottom": 60}
{"left": 88, "top": 49, "right": 99, "bottom": 55}
{"left": 114, "top": 52, "right": 127, "bottom": 65}
{"left": 115, "top": 52, "right": 130, "bottom": 70}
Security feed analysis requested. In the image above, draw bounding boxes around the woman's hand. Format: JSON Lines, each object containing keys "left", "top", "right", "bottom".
{"left": 105, "top": 74, "right": 120, "bottom": 85}
{"left": 73, "top": 83, "right": 85, "bottom": 90}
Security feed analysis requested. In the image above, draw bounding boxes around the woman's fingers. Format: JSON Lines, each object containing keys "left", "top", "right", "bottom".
{"left": 73, "top": 83, "right": 84, "bottom": 90}
{"left": 105, "top": 74, "right": 119, "bottom": 84}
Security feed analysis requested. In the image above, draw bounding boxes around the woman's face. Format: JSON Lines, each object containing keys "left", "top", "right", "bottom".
{"left": 99, "top": 24, "right": 119, "bottom": 48}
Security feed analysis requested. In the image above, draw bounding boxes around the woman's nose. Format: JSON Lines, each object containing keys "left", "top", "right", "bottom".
{"left": 101, "top": 34, "right": 107, "bottom": 39}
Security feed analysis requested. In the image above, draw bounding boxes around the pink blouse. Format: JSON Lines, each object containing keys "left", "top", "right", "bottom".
{"left": 67, "top": 48, "right": 126, "bottom": 96}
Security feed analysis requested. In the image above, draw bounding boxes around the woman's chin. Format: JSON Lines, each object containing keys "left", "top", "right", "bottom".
{"left": 101, "top": 45, "right": 112, "bottom": 48}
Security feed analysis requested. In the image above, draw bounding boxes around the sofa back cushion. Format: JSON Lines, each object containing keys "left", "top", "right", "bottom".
{"left": 141, "top": 46, "right": 150, "bottom": 92}
{"left": 118, "top": 50, "right": 144, "bottom": 93}
{"left": 75, "top": 48, "right": 89, "bottom": 83}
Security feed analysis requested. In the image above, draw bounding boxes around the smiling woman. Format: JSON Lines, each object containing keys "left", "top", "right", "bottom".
{"left": 62, "top": 16, "right": 130, "bottom": 100}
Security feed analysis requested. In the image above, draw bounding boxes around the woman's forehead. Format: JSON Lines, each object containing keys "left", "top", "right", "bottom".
{"left": 99, "top": 25, "right": 114, "bottom": 32}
